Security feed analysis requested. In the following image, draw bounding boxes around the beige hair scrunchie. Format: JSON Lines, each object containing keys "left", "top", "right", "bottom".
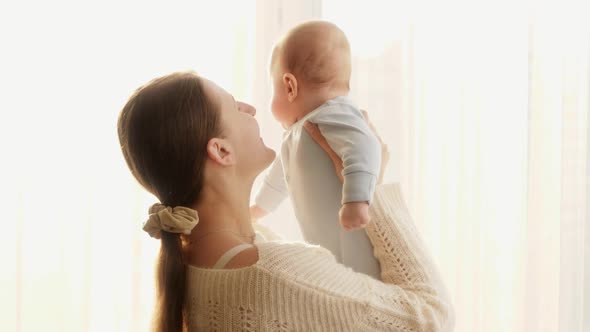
{"left": 143, "top": 203, "right": 199, "bottom": 239}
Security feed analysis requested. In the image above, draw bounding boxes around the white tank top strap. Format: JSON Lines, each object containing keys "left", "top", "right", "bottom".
{"left": 212, "top": 243, "right": 255, "bottom": 269}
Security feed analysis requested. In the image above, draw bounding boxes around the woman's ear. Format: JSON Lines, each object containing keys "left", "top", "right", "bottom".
{"left": 282, "top": 73, "right": 298, "bottom": 102}
{"left": 206, "top": 138, "right": 236, "bottom": 166}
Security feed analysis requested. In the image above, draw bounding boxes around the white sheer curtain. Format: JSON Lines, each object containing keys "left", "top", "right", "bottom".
{"left": 317, "top": 1, "right": 590, "bottom": 331}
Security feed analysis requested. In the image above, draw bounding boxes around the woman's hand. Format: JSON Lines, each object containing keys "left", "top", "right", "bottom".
{"left": 303, "top": 110, "right": 390, "bottom": 184}
{"left": 249, "top": 204, "right": 268, "bottom": 222}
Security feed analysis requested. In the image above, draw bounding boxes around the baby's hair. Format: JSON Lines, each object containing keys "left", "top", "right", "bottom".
{"left": 276, "top": 21, "right": 351, "bottom": 90}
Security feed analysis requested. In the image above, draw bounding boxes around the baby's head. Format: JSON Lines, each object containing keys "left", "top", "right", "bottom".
{"left": 270, "top": 21, "right": 351, "bottom": 127}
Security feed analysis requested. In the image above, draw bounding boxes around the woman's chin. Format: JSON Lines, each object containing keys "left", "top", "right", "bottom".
{"left": 253, "top": 137, "right": 276, "bottom": 171}
{"left": 259, "top": 146, "right": 276, "bottom": 168}
{"left": 264, "top": 145, "right": 276, "bottom": 162}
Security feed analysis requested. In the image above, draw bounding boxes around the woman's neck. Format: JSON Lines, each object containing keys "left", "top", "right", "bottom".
{"left": 191, "top": 181, "right": 255, "bottom": 240}
{"left": 183, "top": 177, "right": 257, "bottom": 267}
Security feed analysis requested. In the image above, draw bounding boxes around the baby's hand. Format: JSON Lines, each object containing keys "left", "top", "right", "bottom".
{"left": 339, "top": 202, "right": 371, "bottom": 231}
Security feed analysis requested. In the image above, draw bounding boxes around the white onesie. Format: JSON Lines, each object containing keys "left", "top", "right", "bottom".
{"left": 255, "top": 96, "right": 382, "bottom": 279}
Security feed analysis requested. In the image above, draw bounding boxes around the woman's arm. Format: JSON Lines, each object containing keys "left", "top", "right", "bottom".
{"left": 363, "top": 183, "right": 454, "bottom": 330}
{"left": 261, "top": 184, "right": 453, "bottom": 331}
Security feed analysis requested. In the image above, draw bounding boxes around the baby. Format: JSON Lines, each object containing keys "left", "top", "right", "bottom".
{"left": 251, "top": 21, "right": 382, "bottom": 279}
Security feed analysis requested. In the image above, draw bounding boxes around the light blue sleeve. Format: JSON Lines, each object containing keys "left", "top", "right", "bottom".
{"left": 254, "top": 155, "right": 289, "bottom": 212}
{"left": 310, "top": 105, "right": 381, "bottom": 204}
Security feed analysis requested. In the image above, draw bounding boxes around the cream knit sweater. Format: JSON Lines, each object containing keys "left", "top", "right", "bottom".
{"left": 186, "top": 183, "right": 454, "bottom": 331}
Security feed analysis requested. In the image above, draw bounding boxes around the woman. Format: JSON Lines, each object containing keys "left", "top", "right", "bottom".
{"left": 117, "top": 71, "right": 454, "bottom": 331}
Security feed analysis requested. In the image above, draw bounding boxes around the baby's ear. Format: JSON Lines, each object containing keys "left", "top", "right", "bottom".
{"left": 282, "top": 73, "right": 298, "bottom": 102}
{"left": 206, "top": 137, "right": 236, "bottom": 166}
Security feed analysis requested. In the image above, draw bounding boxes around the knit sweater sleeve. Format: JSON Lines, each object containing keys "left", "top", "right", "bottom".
{"left": 360, "top": 183, "right": 455, "bottom": 331}
{"left": 260, "top": 183, "right": 454, "bottom": 331}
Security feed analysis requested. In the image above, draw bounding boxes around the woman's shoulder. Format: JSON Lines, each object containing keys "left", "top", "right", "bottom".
{"left": 256, "top": 241, "right": 371, "bottom": 298}
{"left": 256, "top": 241, "right": 336, "bottom": 273}
{"left": 257, "top": 240, "right": 334, "bottom": 261}
{"left": 256, "top": 241, "right": 361, "bottom": 281}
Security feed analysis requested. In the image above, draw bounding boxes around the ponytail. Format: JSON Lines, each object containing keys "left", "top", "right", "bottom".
{"left": 154, "top": 231, "right": 187, "bottom": 332}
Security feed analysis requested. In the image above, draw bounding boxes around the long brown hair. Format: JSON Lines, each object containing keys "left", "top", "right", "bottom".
{"left": 117, "top": 72, "right": 221, "bottom": 332}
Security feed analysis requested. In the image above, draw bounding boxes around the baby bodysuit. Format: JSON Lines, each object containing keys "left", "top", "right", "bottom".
{"left": 255, "top": 96, "right": 382, "bottom": 279}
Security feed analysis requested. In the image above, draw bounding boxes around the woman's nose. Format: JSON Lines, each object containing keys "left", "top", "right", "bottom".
{"left": 238, "top": 101, "right": 256, "bottom": 116}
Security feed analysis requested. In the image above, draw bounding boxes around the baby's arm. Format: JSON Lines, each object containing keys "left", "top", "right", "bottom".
{"left": 310, "top": 105, "right": 382, "bottom": 230}
{"left": 251, "top": 155, "right": 289, "bottom": 221}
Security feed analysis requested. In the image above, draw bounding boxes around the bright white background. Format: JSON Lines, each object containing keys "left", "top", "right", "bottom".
{"left": 1, "top": 0, "right": 589, "bottom": 331}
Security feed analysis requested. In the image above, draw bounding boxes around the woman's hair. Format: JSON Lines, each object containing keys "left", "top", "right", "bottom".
{"left": 117, "top": 72, "right": 221, "bottom": 332}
